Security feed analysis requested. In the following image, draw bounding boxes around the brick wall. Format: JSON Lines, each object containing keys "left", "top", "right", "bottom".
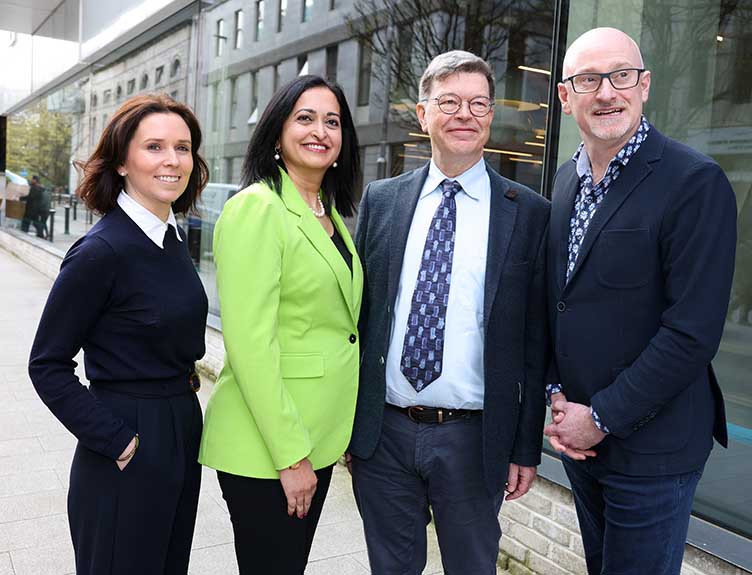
{"left": 3, "top": 229, "right": 748, "bottom": 575}
{"left": 498, "top": 477, "right": 747, "bottom": 575}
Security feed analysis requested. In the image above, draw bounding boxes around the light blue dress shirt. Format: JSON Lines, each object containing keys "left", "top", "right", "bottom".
{"left": 386, "top": 158, "right": 490, "bottom": 410}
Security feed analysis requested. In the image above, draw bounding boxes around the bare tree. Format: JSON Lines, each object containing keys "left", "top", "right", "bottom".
{"left": 346, "top": 0, "right": 554, "bottom": 129}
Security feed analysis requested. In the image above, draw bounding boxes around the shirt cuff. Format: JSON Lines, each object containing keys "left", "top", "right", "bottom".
{"left": 590, "top": 407, "right": 610, "bottom": 434}
{"left": 545, "top": 383, "right": 563, "bottom": 406}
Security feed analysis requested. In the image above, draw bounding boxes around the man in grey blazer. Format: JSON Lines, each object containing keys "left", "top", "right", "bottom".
{"left": 349, "top": 51, "right": 550, "bottom": 574}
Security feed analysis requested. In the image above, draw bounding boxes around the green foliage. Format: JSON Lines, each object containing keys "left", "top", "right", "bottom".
{"left": 6, "top": 99, "right": 72, "bottom": 188}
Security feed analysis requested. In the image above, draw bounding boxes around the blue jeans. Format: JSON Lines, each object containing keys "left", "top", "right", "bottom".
{"left": 562, "top": 454, "right": 704, "bottom": 575}
{"left": 351, "top": 406, "right": 504, "bottom": 575}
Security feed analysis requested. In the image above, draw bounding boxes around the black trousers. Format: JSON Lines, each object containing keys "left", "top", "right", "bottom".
{"left": 68, "top": 383, "right": 203, "bottom": 575}
{"left": 218, "top": 464, "right": 334, "bottom": 575}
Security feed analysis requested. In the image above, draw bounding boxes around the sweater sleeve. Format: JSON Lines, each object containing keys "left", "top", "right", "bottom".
{"left": 28, "top": 235, "right": 137, "bottom": 460}
{"left": 213, "top": 189, "right": 313, "bottom": 470}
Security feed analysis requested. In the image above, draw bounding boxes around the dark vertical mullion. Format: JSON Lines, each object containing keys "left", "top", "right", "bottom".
{"left": 541, "top": 0, "right": 570, "bottom": 200}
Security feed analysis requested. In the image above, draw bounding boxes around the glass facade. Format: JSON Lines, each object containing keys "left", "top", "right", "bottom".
{"left": 1, "top": 0, "right": 750, "bottom": 557}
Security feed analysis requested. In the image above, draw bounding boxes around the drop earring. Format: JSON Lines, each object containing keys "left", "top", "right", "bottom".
{"left": 274, "top": 146, "right": 281, "bottom": 161}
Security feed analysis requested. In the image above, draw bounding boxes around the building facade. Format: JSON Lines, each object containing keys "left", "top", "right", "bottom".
{"left": 1, "top": 1, "right": 750, "bottom": 573}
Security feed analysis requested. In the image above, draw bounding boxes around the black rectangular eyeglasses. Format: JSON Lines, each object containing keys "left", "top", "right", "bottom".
{"left": 562, "top": 68, "right": 645, "bottom": 94}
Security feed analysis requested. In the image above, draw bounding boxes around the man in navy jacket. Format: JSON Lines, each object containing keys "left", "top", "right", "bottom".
{"left": 544, "top": 27, "right": 736, "bottom": 575}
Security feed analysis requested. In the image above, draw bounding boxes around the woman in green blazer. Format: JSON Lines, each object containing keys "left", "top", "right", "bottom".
{"left": 199, "top": 75, "right": 362, "bottom": 574}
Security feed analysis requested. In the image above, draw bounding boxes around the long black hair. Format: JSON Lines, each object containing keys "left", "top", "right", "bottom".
{"left": 240, "top": 75, "right": 360, "bottom": 217}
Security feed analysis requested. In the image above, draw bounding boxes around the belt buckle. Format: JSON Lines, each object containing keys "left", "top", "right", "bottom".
{"left": 188, "top": 370, "right": 201, "bottom": 393}
{"left": 406, "top": 405, "right": 424, "bottom": 422}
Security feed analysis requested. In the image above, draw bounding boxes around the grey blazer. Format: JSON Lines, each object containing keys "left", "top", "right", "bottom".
{"left": 349, "top": 162, "right": 551, "bottom": 494}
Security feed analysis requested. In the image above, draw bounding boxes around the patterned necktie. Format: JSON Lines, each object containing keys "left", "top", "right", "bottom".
{"left": 400, "top": 179, "right": 461, "bottom": 392}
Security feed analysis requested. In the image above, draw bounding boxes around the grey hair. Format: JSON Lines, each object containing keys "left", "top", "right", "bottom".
{"left": 419, "top": 50, "right": 495, "bottom": 101}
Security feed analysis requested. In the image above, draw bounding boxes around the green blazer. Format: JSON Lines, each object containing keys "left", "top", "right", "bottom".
{"left": 199, "top": 169, "right": 363, "bottom": 478}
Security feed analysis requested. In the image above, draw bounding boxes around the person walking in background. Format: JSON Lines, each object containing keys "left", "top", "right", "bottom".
{"left": 28, "top": 94, "right": 210, "bottom": 575}
{"left": 20, "top": 175, "right": 45, "bottom": 237}
{"left": 544, "top": 27, "right": 737, "bottom": 575}
{"left": 349, "top": 51, "right": 550, "bottom": 575}
{"left": 199, "top": 75, "right": 362, "bottom": 575}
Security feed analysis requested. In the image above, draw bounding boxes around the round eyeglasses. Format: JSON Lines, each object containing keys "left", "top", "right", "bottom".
{"left": 424, "top": 94, "right": 495, "bottom": 117}
{"left": 562, "top": 68, "right": 645, "bottom": 94}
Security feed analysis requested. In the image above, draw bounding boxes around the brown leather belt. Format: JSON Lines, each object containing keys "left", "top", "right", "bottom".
{"left": 386, "top": 403, "right": 482, "bottom": 424}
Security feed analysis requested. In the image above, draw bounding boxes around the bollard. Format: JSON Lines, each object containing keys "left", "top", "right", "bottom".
{"left": 64, "top": 206, "right": 70, "bottom": 235}
{"left": 48, "top": 209, "right": 55, "bottom": 242}
{"left": 73, "top": 199, "right": 78, "bottom": 220}
{"left": 87, "top": 209, "right": 93, "bottom": 225}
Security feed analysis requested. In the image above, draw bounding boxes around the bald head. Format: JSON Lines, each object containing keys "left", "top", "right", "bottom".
{"left": 562, "top": 27, "right": 644, "bottom": 78}
{"left": 557, "top": 26, "right": 650, "bottom": 163}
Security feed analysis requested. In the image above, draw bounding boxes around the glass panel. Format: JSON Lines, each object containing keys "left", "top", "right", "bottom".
{"left": 4, "top": 84, "right": 100, "bottom": 251}
{"left": 3, "top": 16, "right": 194, "bottom": 257}
{"left": 326, "top": 45, "right": 339, "bottom": 81}
{"left": 216, "top": 19, "right": 226, "bottom": 56}
{"left": 349, "top": 1, "right": 554, "bottom": 190}
{"left": 277, "top": 0, "right": 287, "bottom": 33}
{"left": 559, "top": 0, "right": 752, "bottom": 539}
{"left": 303, "top": 0, "right": 314, "bottom": 22}
{"left": 235, "top": 10, "right": 244, "bottom": 49}
{"left": 255, "top": 0, "right": 265, "bottom": 41}
{"left": 357, "top": 41, "right": 372, "bottom": 107}
{"left": 196, "top": 0, "right": 555, "bottom": 318}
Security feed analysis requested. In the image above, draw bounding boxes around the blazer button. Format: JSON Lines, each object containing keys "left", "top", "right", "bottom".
{"left": 556, "top": 301, "right": 566, "bottom": 312}
{"left": 379, "top": 356, "right": 385, "bottom": 365}
{"left": 349, "top": 334, "right": 357, "bottom": 344}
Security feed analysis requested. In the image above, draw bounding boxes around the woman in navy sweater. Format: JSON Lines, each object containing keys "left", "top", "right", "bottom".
{"left": 29, "top": 94, "right": 209, "bottom": 575}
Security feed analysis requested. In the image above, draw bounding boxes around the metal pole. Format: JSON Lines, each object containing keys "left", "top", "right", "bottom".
{"left": 73, "top": 198, "right": 77, "bottom": 220}
{"left": 48, "top": 208, "right": 55, "bottom": 242}
{"left": 0, "top": 174, "right": 6, "bottom": 229}
{"left": 0, "top": 115, "right": 6, "bottom": 228}
{"left": 541, "top": 0, "right": 570, "bottom": 199}
{"left": 376, "top": 24, "right": 395, "bottom": 181}
{"left": 64, "top": 205, "right": 70, "bottom": 234}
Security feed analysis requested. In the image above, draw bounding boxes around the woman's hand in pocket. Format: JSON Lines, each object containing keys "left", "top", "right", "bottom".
{"left": 116, "top": 435, "right": 139, "bottom": 471}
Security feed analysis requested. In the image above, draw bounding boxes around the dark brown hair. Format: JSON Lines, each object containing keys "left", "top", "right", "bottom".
{"left": 240, "top": 75, "right": 360, "bottom": 218}
{"left": 76, "top": 94, "right": 209, "bottom": 215}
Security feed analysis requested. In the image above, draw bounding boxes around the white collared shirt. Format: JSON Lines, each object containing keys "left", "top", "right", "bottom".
{"left": 117, "top": 191, "right": 182, "bottom": 249}
{"left": 385, "top": 157, "right": 490, "bottom": 409}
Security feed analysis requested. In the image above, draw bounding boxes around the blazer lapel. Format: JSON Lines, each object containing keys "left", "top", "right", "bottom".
{"left": 551, "top": 165, "right": 579, "bottom": 292}
{"left": 564, "top": 133, "right": 661, "bottom": 288}
{"left": 331, "top": 207, "right": 363, "bottom": 322}
{"left": 280, "top": 172, "right": 357, "bottom": 322}
{"left": 387, "top": 164, "right": 429, "bottom": 307}
{"left": 483, "top": 168, "right": 517, "bottom": 330}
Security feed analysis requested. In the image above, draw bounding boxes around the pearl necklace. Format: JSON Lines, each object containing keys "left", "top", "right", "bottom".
{"left": 310, "top": 193, "right": 325, "bottom": 218}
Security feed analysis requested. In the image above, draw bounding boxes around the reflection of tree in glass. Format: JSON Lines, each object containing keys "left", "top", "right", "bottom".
{"left": 731, "top": 182, "right": 752, "bottom": 325}
{"left": 346, "top": 0, "right": 554, "bottom": 129}
{"left": 639, "top": 2, "right": 752, "bottom": 325}
{"left": 641, "top": 1, "right": 752, "bottom": 139}
{"left": 6, "top": 100, "right": 73, "bottom": 190}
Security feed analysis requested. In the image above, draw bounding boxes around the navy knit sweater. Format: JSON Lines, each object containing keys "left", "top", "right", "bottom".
{"left": 29, "top": 205, "right": 208, "bottom": 460}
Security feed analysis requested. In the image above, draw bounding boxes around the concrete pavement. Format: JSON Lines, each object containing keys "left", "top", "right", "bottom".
{"left": 0, "top": 246, "right": 452, "bottom": 575}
